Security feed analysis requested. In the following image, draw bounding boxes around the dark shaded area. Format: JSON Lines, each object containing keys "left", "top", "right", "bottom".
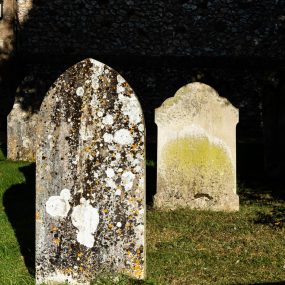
{"left": 236, "top": 142, "right": 265, "bottom": 181}
{"left": 3, "top": 163, "right": 35, "bottom": 276}
{"left": 0, "top": 143, "right": 7, "bottom": 159}
{"left": 255, "top": 205, "right": 285, "bottom": 230}
{"left": 236, "top": 281, "right": 285, "bottom": 285}
{"left": 146, "top": 142, "right": 157, "bottom": 205}
{"left": 0, "top": 0, "right": 284, "bottom": 204}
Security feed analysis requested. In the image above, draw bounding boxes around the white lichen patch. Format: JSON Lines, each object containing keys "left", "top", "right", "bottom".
{"left": 102, "top": 114, "right": 114, "bottom": 125}
{"left": 76, "top": 87, "right": 84, "bottom": 97}
{"left": 91, "top": 93, "right": 99, "bottom": 107}
{"left": 71, "top": 198, "right": 100, "bottom": 248}
{"left": 46, "top": 189, "right": 71, "bottom": 218}
{"left": 138, "top": 124, "right": 144, "bottom": 132}
{"left": 105, "top": 178, "right": 116, "bottom": 189}
{"left": 119, "top": 95, "right": 141, "bottom": 125}
{"left": 121, "top": 171, "right": 135, "bottom": 190}
{"left": 103, "top": 133, "right": 113, "bottom": 143}
{"left": 114, "top": 129, "right": 133, "bottom": 145}
{"left": 116, "top": 74, "right": 126, "bottom": 94}
{"left": 135, "top": 224, "right": 144, "bottom": 247}
{"left": 97, "top": 111, "right": 104, "bottom": 117}
{"left": 90, "top": 59, "right": 105, "bottom": 90}
{"left": 105, "top": 168, "right": 115, "bottom": 178}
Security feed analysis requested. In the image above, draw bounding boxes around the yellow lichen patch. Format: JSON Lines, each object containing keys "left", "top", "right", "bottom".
{"left": 161, "top": 136, "right": 234, "bottom": 196}
{"left": 53, "top": 238, "right": 60, "bottom": 246}
{"left": 63, "top": 268, "right": 73, "bottom": 274}
{"left": 131, "top": 259, "right": 143, "bottom": 278}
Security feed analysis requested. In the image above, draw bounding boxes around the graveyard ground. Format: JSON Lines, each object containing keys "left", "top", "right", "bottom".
{"left": 0, "top": 146, "right": 284, "bottom": 285}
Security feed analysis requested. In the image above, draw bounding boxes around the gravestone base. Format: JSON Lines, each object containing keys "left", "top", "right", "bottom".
{"left": 154, "top": 191, "right": 239, "bottom": 212}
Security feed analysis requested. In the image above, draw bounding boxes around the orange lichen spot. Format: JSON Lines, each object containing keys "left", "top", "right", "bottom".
{"left": 84, "top": 146, "right": 91, "bottom": 152}
{"left": 108, "top": 224, "right": 113, "bottom": 229}
{"left": 63, "top": 268, "right": 73, "bottom": 273}
{"left": 51, "top": 226, "right": 58, "bottom": 232}
{"left": 77, "top": 252, "right": 83, "bottom": 257}
{"left": 131, "top": 144, "right": 137, "bottom": 151}
{"left": 35, "top": 212, "right": 41, "bottom": 221}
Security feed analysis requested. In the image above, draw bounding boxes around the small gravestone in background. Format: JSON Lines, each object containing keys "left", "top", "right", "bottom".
{"left": 155, "top": 82, "right": 239, "bottom": 211}
{"left": 7, "top": 75, "right": 42, "bottom": 161}
{"left": 36, "top": 58, "right": 145, "bottom": 284}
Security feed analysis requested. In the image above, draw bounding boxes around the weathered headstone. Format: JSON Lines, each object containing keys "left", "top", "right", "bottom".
{"left": 36, "top": 58, "right": 145, "bottom": 284}
{"left": 7, "top": 75, "right": 41, "bottom": 161}
{"left": 155, "top": 82, "right": 239, "bottom": 211}
{"left": 7, "top": 69, "right": 55, "bottom": 161}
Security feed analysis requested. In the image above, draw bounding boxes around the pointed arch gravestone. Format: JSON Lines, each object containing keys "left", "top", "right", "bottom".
{"left": 36, "top": 59, "right": 145, "bottom": 284}
{"left": 155, "top": 82, "right": 239, "bottom": 211}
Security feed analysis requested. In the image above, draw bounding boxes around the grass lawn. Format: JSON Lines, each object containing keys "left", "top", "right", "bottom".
{"left": 0, "top": 146, "right": 284, "bottom": 285}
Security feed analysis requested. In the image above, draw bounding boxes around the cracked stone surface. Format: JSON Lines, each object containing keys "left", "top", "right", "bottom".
{"left": 154, "top": 82, "right": 239, "bottom": 211}
{"left": 36, "top": 58, "right": 145, "bottom": 284}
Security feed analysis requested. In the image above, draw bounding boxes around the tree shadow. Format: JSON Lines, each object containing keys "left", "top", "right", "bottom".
{"left": 3, "top": 163, "right": 35, "bottom": 276}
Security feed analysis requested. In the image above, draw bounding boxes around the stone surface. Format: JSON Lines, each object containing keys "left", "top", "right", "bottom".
{"left": 7, "top": 75, "right": 42, "bottom": 161}
{"left": 154, "top": 82, "right": 239, "bottom": 211}
{"left": 36, "top": 58, "right": 145, "bottom": 284}
{"left": 7, "top": 102, "right": 38, "bottom": 161}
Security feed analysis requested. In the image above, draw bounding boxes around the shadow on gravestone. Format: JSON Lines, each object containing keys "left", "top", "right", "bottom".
{"left": 36, "top": 58, "right": 145, "bottom": 284}
{"left": 3, "top": 163, "right": 36, "bottom": 276}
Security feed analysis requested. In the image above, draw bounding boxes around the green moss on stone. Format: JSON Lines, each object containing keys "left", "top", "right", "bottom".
{"left": 161, "top": 137, "right": 234, "bottom": 195}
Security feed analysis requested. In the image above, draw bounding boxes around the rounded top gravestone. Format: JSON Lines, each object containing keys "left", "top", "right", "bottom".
{"left": 36, "top": 58, "right": 145, "bottom": 284}
{"left": 155, "top": 82, "right": 239, "bottom": 211}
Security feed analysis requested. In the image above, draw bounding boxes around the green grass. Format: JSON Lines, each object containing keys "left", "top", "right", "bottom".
{"left": 0, "top": 146, "right": 285, "bottom": 284}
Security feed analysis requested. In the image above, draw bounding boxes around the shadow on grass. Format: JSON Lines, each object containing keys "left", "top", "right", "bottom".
{"left": 146, "top": 142, "right": 157, "bottom": 206}
{"left": 3, "top": 163, "right": 35, "bottom": 276}
{"left": 238, "top": 180, "right": 285, "bottom": 207}
{"left": 240, "top": 281, "right": 285, "bottom": 285}
{"left": 254, "top": 205, "right": 285, "bottom": 230}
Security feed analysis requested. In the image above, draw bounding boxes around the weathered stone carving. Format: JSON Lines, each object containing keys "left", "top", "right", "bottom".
{"left": 155, "top": 82, "right": 239, "bottom": 211}
{"left": 36, "top": 58, "right": 145, "bottom": 284}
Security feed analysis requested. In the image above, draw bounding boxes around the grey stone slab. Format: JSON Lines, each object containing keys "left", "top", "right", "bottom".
{"left": 155, "top": 82, "right": 239, "bottom": 211}
{"left": 36, "top": 58, "right": 145, "bottom": 284}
